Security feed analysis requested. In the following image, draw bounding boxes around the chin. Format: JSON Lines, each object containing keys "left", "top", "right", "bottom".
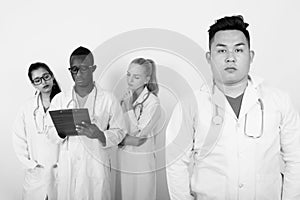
{"left": 128, "top": 86, "right": 135, "bottom": 91}
{"left": 41, "top": 89, "right": 52, "bottom": 93}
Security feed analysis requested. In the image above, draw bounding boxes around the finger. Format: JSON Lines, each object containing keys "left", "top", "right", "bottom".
{"left": 81, "top": 121, "right": 91, "bottom": 128}
{"left": 127, "top": 89, "right": 133, "bottom": 96}
{"left": 76, "top": 125, "right": 87, "bottom": 134}
{"left": 76, "top": 125, "right": 82, "bottom": 133}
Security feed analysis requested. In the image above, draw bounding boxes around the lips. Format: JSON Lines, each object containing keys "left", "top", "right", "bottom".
{"left": 224, "top": 66, "right": 237, "bottom": 72}
{"left": 75, "top": 79, "right": 84, "bottom": 83}
{"left": 43, "top": 85, "right": 50, "bottom": 89}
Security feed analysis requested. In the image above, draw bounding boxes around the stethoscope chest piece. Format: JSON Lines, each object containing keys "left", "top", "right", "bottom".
{"left": 212, "top": 115, "right": 223, "bottom": 125}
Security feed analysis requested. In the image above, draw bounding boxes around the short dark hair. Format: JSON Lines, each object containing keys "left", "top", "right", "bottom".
{"left": 208, "top": 15, "right": 250, "bottom": 49}
{"left": 69, "top": 46, "right": 94, "bottom": 65}
{"left": 28, "top": 62, "right": 61, "bottom": 101}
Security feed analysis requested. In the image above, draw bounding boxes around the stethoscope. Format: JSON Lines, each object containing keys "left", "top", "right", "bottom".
{"left": 66, "top": 83, "right": 98, "bottom": 123}
{"left": 211, "top": 81, "right": 265, "bottom": 139}
{"left": 133, "top": 91, "right": 151, "bottom": 120}
{"left": 33, "top": 93, "right": 46, "bottom": 134}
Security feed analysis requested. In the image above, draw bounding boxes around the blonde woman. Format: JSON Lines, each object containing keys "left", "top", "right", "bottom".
{"left": 118, "top": 58, "right": 161, "bottom": 200}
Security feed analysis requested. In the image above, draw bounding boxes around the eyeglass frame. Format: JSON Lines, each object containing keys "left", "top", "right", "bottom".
{"left": 68, "top": 65, "right": 94, "bottom": 74}
{"left": 32, "top": 73, "right": 52, "bottom": 85}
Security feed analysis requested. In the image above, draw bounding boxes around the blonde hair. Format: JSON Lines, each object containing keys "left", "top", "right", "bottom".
{"left": 130, "top": 58, "right": 159, "bottom": 96}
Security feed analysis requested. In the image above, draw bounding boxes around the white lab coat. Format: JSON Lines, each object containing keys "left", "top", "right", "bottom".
{"left": 166, "top": 76, "right": 300, "bottom": 200}
{"left": 46, "top": 83, "right": 126, "bottom": 200}
{"left": 118, "top": 87, "right": 161, "bottom": 200}
{"left": 12, "top": 93, "right": 59, "bottom": 200}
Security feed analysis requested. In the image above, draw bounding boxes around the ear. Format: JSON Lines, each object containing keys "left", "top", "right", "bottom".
{"left": 91, "top": 65, "right": 97, "bottom": 72}
{"left": 206, "top": 51, "right": 211, "bottom": 64}
{"left": 249, "top": 50, "right": 255, "bottom": 64}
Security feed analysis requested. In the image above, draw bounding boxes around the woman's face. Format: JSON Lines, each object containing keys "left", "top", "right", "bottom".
{"left": 31, "top": 67, "right": 54, "bottom": 94}
{"left": 126, "top": 63, "right": 150, "bottom": 92}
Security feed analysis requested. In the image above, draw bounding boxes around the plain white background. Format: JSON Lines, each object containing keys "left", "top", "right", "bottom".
{"left": 1, "top": 0, "right": 299, "bottom": 199}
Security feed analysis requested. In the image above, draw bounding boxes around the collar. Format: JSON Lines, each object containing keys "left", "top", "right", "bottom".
{"left": 68, "top": 82, "right": 99, "bottom": 98}
{"left": 133, "top": 87, "right": 150, "bottom": 106}
{"left": 65, "top": 83, "right": 99, "bottom": 108}
{"left": 34, "top": 92, "right": 43, "bottom": 111}
{"left": 200, "top": 74, "right": 264, "bottom": 112}
{"left": 239, "top": 75, "right": 264, "bottom": 117}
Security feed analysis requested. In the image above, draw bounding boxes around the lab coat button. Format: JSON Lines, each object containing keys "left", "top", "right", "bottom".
{"left": 239, "top": 183, "right": 244, "bottom": 188}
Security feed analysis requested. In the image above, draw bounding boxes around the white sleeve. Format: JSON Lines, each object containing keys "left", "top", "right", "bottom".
{"left": 280, "top": 93, "right": 300, "bottom": 199}
{"left": 12, "top": 108, "right": 38, "bottom": 170}
{"left": 126, "top": 100, "right": 160, "bottom": 137}
{"left": 102, "top": 95, "right": 127, "bottom": 148}
{"left": 166, "top": 103, "right": 195, "bottom": 200}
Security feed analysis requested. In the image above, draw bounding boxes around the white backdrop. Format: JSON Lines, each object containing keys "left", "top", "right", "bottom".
{"left": 1, "top": 0, "right": 300, "bottom": 199}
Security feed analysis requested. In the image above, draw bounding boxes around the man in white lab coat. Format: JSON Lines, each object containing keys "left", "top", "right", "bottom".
{"left": 166, "top": 15, "right": 300, "bottom": 199}
{"left": 46, "top": 46, "right": 126, "bottom": 200}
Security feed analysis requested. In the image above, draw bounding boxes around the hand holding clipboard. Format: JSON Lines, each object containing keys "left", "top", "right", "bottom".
{"left": 49, "top": 108, "right": 91, "bottom": 138}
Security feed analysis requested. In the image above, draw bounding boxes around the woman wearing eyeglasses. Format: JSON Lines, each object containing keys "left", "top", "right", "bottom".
{"left": 118, "top": 58, "right": 161, "bottom": 200}
{"left": 12, "top": 62, "right": 61, "bottom": 200}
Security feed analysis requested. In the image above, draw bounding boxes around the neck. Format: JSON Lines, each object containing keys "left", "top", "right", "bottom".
{"left": 215, "top": 78, "right": 248, "bottom": 98}
{"left": 40, "top": 91, "right": 51, "bottom": 111}
{"left": 75, "top": 82, "right": 94, "bottom": 97}
{"left": 40, "top": 91, "right": 51, "bottom": 101}
{"left": 132, "top": 86, "right": 145, "bottom": 103}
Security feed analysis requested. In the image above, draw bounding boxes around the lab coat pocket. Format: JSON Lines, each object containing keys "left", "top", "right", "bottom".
{"left": 256, "top": 174, "right": 281, "bottom": 200}
{"left": 24, "top": 166, "right": 45, "bottom": 189}
{"left": 191, "top": 167, "right": 227, "bottom": 200}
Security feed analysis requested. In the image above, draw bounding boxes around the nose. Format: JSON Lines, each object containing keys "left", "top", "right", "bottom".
{"left": 225, "top": 52, "right": 236, "bottom": 63}
{"left": 76, "top": 69, "right": 83, "bottom": 76}
{"left": 128, "top": 75, "right": 134, "bottom": 84}
{"left": 41, "top": 78, "right": 47, "bottom": 85}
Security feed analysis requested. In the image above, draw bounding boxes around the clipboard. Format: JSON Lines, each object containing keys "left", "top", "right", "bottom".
{"left": 49, "top": 108, "right": 91, "bottom": 138}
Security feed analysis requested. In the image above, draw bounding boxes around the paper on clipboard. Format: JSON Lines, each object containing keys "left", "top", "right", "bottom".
{"left": 49, "top": 108, "right": 91, "bottom": 138}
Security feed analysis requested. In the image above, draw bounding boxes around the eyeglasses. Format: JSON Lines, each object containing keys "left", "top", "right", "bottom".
{"left": 32, "top": 73, "right": 52, "bottom": 85}
{"left": 68, "top": 65, "right": 92, "bottom": 74}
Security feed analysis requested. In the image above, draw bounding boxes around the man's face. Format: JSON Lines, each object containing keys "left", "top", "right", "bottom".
{"left": 69, "top": 56, "right": 95, "bottom": 87}
{"left": 206, "top": 30, "right": 254, "bottom": 86}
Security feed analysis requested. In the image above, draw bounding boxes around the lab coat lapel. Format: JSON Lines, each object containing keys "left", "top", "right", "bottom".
{"left": 132, "top": 87, "right": 149, "bottom": 118}
{"left": 133, "top": 87, "right": 149, "bottom": 106}
{"left": 65, "top": 87, "right": 76, "bottom": 109}
{"left": 35, "top": 93, "right": 44, "bottom": 114}
{"left": 239, "top": 76, "right": 264, "bottom": 118}
{"left": 239, "top": 84, "right": 259, "bottom": 119}
{"left": 212, "top": 85, "right": 237, "bottom": 119}
{"left": 84, "top": 86, "right": 96, "bottom": 120}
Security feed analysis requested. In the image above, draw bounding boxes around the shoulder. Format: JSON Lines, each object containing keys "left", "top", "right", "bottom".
{"left": 19, "top": 95, "right": 37, "bottom": 111}
{"left": 259, "top": 82, "right": 290, "bottom": 103}
{"left": 98, "top": 87, "right": 117, "bottom": 99}
{"left": 50, "top": 91, "right": 67, "bottom": 106}
{"left": 14, "top": 95, "right": 37, "bottom": 119}
{"left": 258, "top": 82, "right": 295, "bottom": 114}
{"left": 95, "top": 87, "right": 119, "bottom": 105}
{"left": 147, "top": 92, "right": 160, "bottom": 105}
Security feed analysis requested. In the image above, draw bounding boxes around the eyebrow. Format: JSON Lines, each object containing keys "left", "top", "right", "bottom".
{"left": 216, "top": 42, "right": 246, "bottom": 47}
{"left": 33, "top": 73, "right": 49, "bottom": 79}
{"left": 127, "top": 71, "right": 142, "bottom": 76}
